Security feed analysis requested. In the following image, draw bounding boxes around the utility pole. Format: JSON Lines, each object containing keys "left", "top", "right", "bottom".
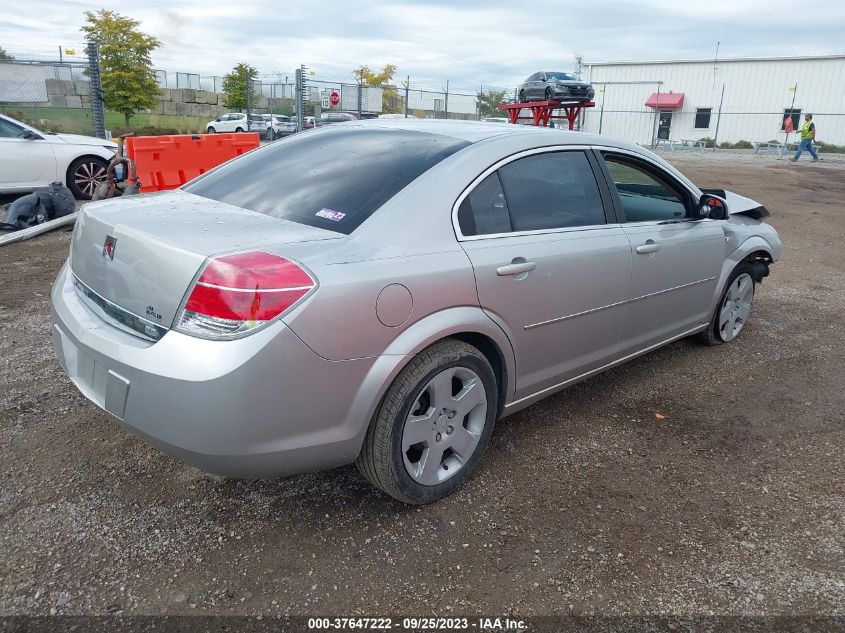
{"left": 443, "top": 80, "right": 449, "bottom": 119}
{"left": 713, "top": 83, "right": 726, "bottom": 152}
{"left": 295, "top": 66, "right": 305, "bottom": 132}
{"left": 403, "top": 75, "right": 410, "bottom": 118}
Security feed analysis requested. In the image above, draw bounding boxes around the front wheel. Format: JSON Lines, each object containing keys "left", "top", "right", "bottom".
{"left": 356, "top": 339, "right": 498, "bottom": 504}
{"left": 518, "top": 90, "right": 526, "bottom": 103}
{"left": 544, "top": 87, "right": 552, "bottom": 101}
{"left": 699, "top": 263, "right": 756, "bottom": 345}
{"left": 67, "top": 156, "right": 108, "bottom": 200}
{"left": 207, "top": 126, "right": 216, "bottom": 133}
{"left": 235, "top": 127, "right": 244, "bottom": 133}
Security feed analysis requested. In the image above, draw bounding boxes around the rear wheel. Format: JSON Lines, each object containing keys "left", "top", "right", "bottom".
{"left": 699, "top": 263, "right": 756, "bottom": 345}
{"left": 518, "top": 90, "right": 526, "bottom": 103}
{"left": 235, "top": 127, "right": 244, "bottom": 133}
{"left": 67, "top": 156, "right": 108, "bottom": 200}
{"left": 207, "top": 126, "right": 216, "bottom": 133}
{"left": 356, "top": 339, "right": 498, "bottom": 504}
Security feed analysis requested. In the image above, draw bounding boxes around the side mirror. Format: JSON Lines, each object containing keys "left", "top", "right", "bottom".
{"left": 22, "top": 130, "right": 39, "bottom": 140}
{"left": 697, "top": 194, "right": 728, "bottom": 220}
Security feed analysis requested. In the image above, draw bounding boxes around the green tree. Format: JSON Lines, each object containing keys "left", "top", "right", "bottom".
{"left": 222, "top": 63, "right": 259, "bottom": 110}
{"left": 477, "top": 88, "right": 508, "bottom": 118}
{"left": 80, "top": 10, "right": 161, "bottom": 130}
{"left": 0, "top": 46, "right": 12, "bottom": 60}
{"left": 353, "top": 64, "right": 401, "bottom": 113}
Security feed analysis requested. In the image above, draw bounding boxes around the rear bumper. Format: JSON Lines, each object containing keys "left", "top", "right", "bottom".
{"left": 50, "top": 262, "right": 377, "bottom": 477}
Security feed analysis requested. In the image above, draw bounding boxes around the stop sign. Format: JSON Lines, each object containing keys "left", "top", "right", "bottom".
{"left": 330, "top": 91, "right": 340, "bottom": 106}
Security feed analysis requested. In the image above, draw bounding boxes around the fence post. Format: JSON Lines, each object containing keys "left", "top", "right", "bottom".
{"left": 404, "top": 76, "right": 410, "bottom": 118}
{"left": 357, "top": 78, "right": 363, "bottom": 117}
{"left": 246, "top": 79, "right": 253, "bottom": 130}
{"left": 444, "top": 80, "right": 449, "bottom": 119}
{"left": 295, "top": 67, "right": 304, "bottom": 132}
{"left": 650, "top": 84, "right": 661, "bottom": 148}
{"left": 85, "top": 41, "right": 107, "bottom": 139}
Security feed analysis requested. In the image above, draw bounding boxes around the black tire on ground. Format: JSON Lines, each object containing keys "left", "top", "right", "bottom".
{"left": 66, "top": 156, "right": 109, "bottom": 201}
{"left": 355, "top": 339, "right": 498, "bottom": 504}
{"left": 207, "top": 126, "right": 216, "bottom": 133}
{"left": 698, "top": 261, "right": 756, "bottom": 346}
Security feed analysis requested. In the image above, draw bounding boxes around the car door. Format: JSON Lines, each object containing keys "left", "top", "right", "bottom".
{"left": 596, "top": 150, "right": 725, "bottom": 353}
{"left": 457, "top": 148, "right": 633, "bottom": 400}
{"left": 0, "top": 117, "right": 57, "bottom": 190}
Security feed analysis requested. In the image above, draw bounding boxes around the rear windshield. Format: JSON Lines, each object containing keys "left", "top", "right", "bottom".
{"left": 184, "top": 127, "right": 469, "bottom": 234}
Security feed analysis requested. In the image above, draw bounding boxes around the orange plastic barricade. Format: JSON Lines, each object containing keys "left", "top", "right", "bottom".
{"left": 125, "top": 133, "right": 260, "bottom": 193}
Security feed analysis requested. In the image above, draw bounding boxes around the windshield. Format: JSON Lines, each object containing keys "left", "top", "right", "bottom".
{"left": 183, "top": 127, "right": 469, "bottom": 235}
{"left": 546, "top": 72, "right": 577, "bottom": 81}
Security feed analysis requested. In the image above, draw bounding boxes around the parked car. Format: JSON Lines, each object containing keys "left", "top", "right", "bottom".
{"left": 249, "top": 114, "right": 271, "bottom": 136}
{"left": 517, "top": 72, "right": 595, "bottom": 103}
{"left": 51, "top": 121, "right": 781, "bottom": 503}
{"left": 269, "top": 115, "right": 296, "bottom": 140}
{"left": 315, "top": 112, "right": 358, "bottom": 126}
{"left": 206, "top": 113, "right": 248, "bottom": 133}
{"left": 0, "top": 113, "right": 116, "bottom": 200}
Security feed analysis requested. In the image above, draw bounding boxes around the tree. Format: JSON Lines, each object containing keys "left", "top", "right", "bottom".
{"left": 0, "top": 46, "right": 12, "bottom": 60}
{"left": 222, "top": 63, "right": 259, "bottom": 110}
{"left": 352, "top": 64, "right": 401, "bottom": 114}
{"left": 477, "top": 88, "right": 509, "bottom": 118}
{"left": 80, "top": 10, "right": 161, "bottom": 130}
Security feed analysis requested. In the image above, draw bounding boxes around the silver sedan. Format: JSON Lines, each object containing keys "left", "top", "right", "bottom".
{"left": 51, "top": 120, "right": 782, "bottom": 503}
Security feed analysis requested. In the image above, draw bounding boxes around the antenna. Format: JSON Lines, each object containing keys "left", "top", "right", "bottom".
{"left": 712, "top": 29, "right": 721, "bottom": 89}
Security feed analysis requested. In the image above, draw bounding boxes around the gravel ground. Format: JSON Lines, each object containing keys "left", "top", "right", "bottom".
{"left": 1, "top": 153, "right": 843, "bottom": 625}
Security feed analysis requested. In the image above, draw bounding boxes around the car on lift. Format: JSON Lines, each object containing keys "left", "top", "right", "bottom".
{"left": 51, "top": 120, "right": 781, "bottom": 504}
{"left": 0, "top": 113, "right": 116, "bottom": 200}
{"left": 517, "top": 72, "right": 595, "bottom": 103}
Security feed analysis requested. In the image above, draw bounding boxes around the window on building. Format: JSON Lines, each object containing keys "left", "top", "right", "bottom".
{"left": 783, "top": 109, "right": 801, "bottom": 131}
{"left": 694, "top": 108, "right": 712, "bottom": 129}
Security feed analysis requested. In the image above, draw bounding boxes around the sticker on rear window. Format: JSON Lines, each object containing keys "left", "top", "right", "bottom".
{"left": 315, "top": 209, "right": 346, "bottom": 221}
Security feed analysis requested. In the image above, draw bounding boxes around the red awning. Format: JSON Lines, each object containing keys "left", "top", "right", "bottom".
{"left": 645, "top": 92, "right": 684, "bottom": 108}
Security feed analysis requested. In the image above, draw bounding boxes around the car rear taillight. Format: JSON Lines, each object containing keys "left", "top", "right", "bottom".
{"left": 174, "top": 251, "right": 315, "bottom": 339}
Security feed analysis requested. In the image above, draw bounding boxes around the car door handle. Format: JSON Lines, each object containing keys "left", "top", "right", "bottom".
{"left": 497, "top": 261, "right": 536, "bottom": 276}
{"left": 636, "top": 242, "right": 661, "bottom": 254}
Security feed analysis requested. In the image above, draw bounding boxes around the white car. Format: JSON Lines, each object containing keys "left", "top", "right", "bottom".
{"left": 206, "top": 113, "right": 249, "bottom": 134}
{"left": 0, "top": 113, "right": 117, "bottom": 200}
{"left": 268, "top": 114, "right": 296, "bottom": 140}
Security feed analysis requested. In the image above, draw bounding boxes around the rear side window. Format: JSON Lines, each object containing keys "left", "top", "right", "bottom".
{"left": 184, "top": 128, "right": 469, "bottom": 234}
{"left": 497, "top": 151, "right": 607, "bottom": 232}
{"left": 458, "top": 173, "right": 511, "bottom": 236}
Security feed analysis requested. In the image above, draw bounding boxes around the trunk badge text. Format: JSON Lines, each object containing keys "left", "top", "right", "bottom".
{"left": 103, "top": 235, "right": 117, "bottom": 260}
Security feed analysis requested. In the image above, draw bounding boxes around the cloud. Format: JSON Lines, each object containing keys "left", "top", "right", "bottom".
{"left": 0, "top": 0, "right": 842, "bottom": 92}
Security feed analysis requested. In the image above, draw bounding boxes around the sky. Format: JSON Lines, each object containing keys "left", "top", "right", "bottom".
{"left": 1, "top": 0, "right": 844, "bottom": 93}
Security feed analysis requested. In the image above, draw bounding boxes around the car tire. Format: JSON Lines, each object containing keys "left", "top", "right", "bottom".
{"left": 544, "top": 87, "right": 552, "bottom": 101}
{"left": 698, "top": 262, "right": 756, "bottom": 346}
{"left": 518, "top": 90, "right": 526, "bottom": 103}
{"left": 356, "top": 339, "right": 498, "bottom": 504}
{"left": 235, "top": 127, "right": 244, "bottom": 133}
{"left": 207, "top": 126, "right": 216, "bottom": 133}
{"left": 66, "top": 156, "right": 109, "bottom": 200}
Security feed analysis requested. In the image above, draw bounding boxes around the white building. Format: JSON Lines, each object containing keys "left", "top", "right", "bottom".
{"left": 580, "top": 54, "right": 845, "bottom": 146}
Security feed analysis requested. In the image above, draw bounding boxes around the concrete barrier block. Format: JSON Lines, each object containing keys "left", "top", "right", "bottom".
{"left": 46, "top": 79, "right": 68, "bottom": 95}
{"left": 48, "top": 94, "right": 67, "bottom": 107}
{"left": 73, "top": 81, "right": 91, "bottom": 96}
{"left": 160, "top": 88, "right": 172, "bottom": 101}
{"left": 163, "top": 101, "right": 178, "bottom": 115}
{"left": 65, "top": 95, "right": 83, "bottom": 108}
{"left": 182, "top": 89, "right": 197, "bottom": 103}
{"left": 170, "top": 89, "right": 183, "bottom": 102}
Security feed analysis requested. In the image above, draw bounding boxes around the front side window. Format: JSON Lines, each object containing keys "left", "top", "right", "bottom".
{"left": 457, "top": 173, "right": 511, "bottom": 236}
{"left": 185, "top": 128, "right": 469, "bottom": 234}
{"left": 497, "top": 151, "right": 607, "bottom": 232}
{"left": 0, "top": 117, "right": 24, "bottom": 138}
{"left": 603, "top": 155, "right": 688, "bottom": 222}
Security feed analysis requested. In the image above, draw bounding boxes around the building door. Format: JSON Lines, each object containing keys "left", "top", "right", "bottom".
{"left": 658, "top": 110, "right": 673, "bottom": 139}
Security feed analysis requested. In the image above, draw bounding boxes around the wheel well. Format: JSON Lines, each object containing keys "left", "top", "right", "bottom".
{"left": 743, "top": 250, "right": 772, "bottom": 282}
{"left": 449, "top": 332, "right": 508, "bottom": 418}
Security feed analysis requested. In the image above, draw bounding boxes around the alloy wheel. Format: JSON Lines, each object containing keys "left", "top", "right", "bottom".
{"left": 74, "top": 161, "right": 107, "bottom": 198}
{"left": 719, "top": 273, "right": 754, "bottom": 342}
{"left": 401, "top": 366, "right": 487, "bottom": 485}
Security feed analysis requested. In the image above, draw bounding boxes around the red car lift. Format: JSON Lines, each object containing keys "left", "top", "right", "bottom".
{"left": 497, "top": 99, "right": 596, "bottom": 130}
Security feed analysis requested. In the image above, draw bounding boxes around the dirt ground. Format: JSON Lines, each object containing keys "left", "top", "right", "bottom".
{"left": 1, "top": 152, "right": 843, "bottom": 627}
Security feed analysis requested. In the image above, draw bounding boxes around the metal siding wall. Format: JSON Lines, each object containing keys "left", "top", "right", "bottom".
{"left": 582, "top": 57, "right": 845, "bottom": 145}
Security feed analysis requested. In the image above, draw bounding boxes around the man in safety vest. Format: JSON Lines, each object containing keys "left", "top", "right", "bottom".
{"left": 789, "top": 113, "right": 819, "bottom": 162}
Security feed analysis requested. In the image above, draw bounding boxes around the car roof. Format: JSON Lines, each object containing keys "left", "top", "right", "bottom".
{"left": 341, "top": 117, "right": 639, "bottom": 150}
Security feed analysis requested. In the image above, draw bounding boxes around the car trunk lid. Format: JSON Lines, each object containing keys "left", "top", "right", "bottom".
{"left": 69, "top": 190, "right": 341, "bottom": 335}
